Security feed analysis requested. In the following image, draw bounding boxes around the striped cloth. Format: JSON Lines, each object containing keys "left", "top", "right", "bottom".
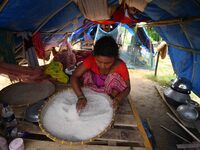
{"left": 82, "top": 71, "right": 127, "bottom": 94}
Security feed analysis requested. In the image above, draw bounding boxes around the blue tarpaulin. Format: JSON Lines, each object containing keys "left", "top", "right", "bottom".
{"left": 0, "top": 0, "right": 200, "bottom": 96}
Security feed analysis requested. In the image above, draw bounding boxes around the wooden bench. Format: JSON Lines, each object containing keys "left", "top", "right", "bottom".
{"left": 8, "top": 95, "right": 153, "bottom": 150}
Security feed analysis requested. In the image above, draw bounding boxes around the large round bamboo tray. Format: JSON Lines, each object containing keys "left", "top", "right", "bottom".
{"left": 38, "top": 87, "right": 115, "bottom": 145}
{"left": 0, "top": 80, "right": 55, "bottom": 106}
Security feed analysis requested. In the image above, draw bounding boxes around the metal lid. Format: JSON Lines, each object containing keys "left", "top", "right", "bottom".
{"left": 171, "top": 77, "right": 192, "bottom": 94}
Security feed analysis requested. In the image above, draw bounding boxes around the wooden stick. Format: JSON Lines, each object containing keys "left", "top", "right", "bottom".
{"left": 154, "top": 51, "right": 160, "bottom": 76}
{"left": 177, "top": 143, "right": 200, "bottom": 149}
{"left": 167, "top": 112, "right": 200, "bottom": 143}
{"left": 161, "top": 125, "right": 191, "bottom": 143}
{"left": 0, "top": 0, "right": 8, "bottom": 12}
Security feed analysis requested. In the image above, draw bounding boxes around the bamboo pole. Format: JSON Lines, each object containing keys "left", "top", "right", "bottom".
{"left": 137, "top": 16, "right": 200, "bottom": 27}
{"left": 0, "top": 0, "right": 8, "bottom": 12}
{"left": 167, "top": 112, "right": 200, "bottom": 143}
{"left": 161, "top": 125, "right": 191, "bottom": 143}
{"left": 46, "top": 14, "right": 82, "bottom": 40}
{"left": 154, "top": 51, "right": 160, "bottom": 76}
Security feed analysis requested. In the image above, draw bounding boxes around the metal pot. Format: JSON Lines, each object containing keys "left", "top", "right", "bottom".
{"left": 25, "top": 100, "right": 45, "bottom": 123}
{"left": 163, "top": 87, "right": 190, "bottom": 107}
{"left": 176, "top": 102, "right": 199, "bottom": 122}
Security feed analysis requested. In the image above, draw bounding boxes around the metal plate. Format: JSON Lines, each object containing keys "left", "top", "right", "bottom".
{"left": 0, "top": 80, "right": 55, "bottom": 106}
{"left": 25, "top": 100, "right": 45, "bottom": 123}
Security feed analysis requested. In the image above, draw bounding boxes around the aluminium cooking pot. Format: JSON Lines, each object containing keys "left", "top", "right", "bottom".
{"left": 177, "top": 101, "right": 199, "bottom": 122}
{"left": 163, "top": 87, "right": 190, "bottom": 107}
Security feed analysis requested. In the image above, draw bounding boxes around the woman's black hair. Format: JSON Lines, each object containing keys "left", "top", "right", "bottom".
{"left": 93, "top": 36, "right": 119, "bottom": 57}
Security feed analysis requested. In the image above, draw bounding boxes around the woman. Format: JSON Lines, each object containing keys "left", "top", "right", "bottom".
{"left": 71, "top": 36, "right": 131, "bottom": 112}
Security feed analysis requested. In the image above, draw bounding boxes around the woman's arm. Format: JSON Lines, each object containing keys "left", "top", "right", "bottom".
{"left": 70, "top": 63, "right": 88, "bottom": 112}
{"left": 113, "top": 80, "right": 131, "bottom": 109}
{"left": 70, "top": 63, "right": 88, "bottom": 97}
{"left": 0, "top": 62, "right": 47, "bottom": 82}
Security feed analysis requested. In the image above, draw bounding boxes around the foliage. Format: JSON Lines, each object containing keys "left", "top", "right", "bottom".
{"left": 145, "top": 27, "right": 162, "bottom": 42}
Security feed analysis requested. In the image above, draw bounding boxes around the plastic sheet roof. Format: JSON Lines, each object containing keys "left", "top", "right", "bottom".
{"left": 0, "top": 0, "right": 200, "bottom": 97}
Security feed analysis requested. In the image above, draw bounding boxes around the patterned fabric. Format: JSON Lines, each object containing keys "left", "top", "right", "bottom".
{"left": 82, "top": 71, "right": 127, "bottom": 94}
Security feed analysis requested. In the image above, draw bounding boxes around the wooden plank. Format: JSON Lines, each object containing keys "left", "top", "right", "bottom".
{"left": 17, "top": 116, "right": 137, "bottom": 134}
{"left": 99, "top": 128, "right": 143, "bottom": 143}
{"left": 114, "top": 114, "right": 137, "bottom": 128}
{"left": 132, "top": 148, "right": 146, "bottom": 150}
{"left": 128, "top": 95, "right": 153, "bottom": 150}
{"left": 116, "top": 98, "right": 132, "bottom": 115}
{"left": 24, "top": 139, "right": 132, "bottom": 150}
{"left": 19, "top": 121, "right": 143, "bottom": 144}
{"left": 176, "top": 143, "right": 200, "bottom": 149}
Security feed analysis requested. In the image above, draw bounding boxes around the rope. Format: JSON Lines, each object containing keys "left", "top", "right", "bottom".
{"left": 168, "top": 43, "right": 200, "bottom": 54}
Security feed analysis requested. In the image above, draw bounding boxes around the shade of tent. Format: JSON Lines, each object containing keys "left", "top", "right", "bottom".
{"left": 0, "top": 0, "right": 200, "bottom": 97}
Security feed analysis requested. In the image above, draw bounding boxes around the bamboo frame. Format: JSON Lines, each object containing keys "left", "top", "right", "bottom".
{"left": 33, "top": 0, "right": 72, "bottom": 35}
{"left": 0, "top": 0, "right": 8, "bottom": 12}
{"left": 15, "top": 1, "right": 72, "bottom": 52}
{"left": 45, "top": 14, "right": 82, "bottom": 40}
{"left": 38, "top": 88, "right": 115, "bottom": 145}
{"left": 128, "top": 95, "right": 153, "bottom": 150}
{"left": 137, "top": 16, "right": 200, "bottom": 27}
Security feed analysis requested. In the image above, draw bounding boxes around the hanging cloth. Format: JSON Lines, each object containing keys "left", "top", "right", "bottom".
{"left": 32, "top": 32, "right": 46, "bottom": 60}
{"left": 94, "top": 24, "right": 121, "bottom": 43}
{"left": 22, "top": 33, "right": 39, "bottom": 67}
{"left": 72, "top": 0, "right": 116, "bottom": 21}
{"left": 0, "top": 29, "right": 16, "bottom": 64}
{"left": 120, "top": 0, "right": 148, "bottom": 12}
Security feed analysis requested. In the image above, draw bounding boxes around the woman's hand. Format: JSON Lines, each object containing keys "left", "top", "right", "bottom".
{"left": 112, "top": 97, "right": 120, "bottom": 110}
{"left": 76, "top": 97, "right": 87, "bottom": 113}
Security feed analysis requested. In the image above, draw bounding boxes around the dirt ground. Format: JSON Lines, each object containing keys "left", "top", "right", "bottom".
{"left": 0, "top": 71, "right": 193, "bottom": 150}
{"left": 129, "top": 70, "right": 193, "bottom": 150}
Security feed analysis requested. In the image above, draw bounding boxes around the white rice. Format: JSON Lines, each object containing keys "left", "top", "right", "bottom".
{"left": 42, "top": 88, "right": 113, "bottom": 141}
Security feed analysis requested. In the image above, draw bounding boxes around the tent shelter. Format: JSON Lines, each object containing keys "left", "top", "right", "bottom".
{"left": 0, "top": 0, "right": 200, "bottom": 97}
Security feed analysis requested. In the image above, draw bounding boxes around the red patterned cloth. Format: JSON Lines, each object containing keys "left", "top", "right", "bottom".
{"left": 32, "top": 32, "right": 45, "bottom": 59}
{"left": 82, "top": 71, "right": 127, "bottom": 94}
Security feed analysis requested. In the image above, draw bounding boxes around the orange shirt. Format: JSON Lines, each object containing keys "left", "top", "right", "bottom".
{"left": 83, "top": 55, "right": 129, "bottom": 81}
